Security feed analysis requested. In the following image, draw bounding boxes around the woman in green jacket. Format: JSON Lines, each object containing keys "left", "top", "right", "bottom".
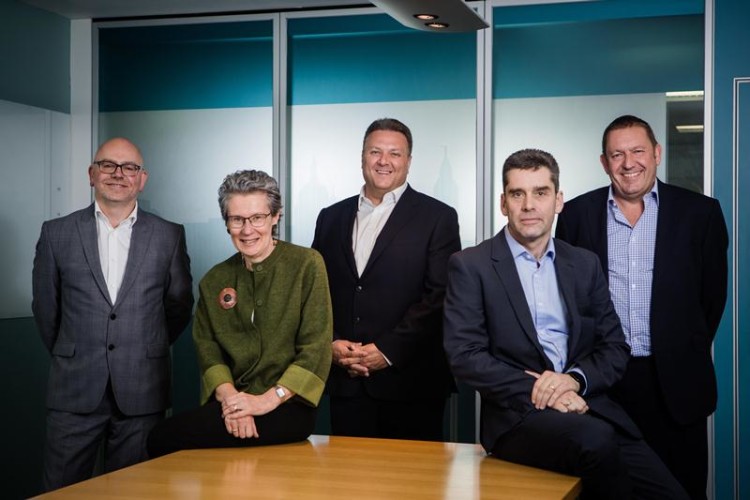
{"left": 148, "top": 170, "right": 332, "bottom": 456}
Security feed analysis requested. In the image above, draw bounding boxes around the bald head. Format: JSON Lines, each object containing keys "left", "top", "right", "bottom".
{"left": 94, "top": 137, "right": 144, "bottom": 168}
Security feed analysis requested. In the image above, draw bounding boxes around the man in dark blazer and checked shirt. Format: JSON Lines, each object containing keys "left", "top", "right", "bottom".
{"left": 556, "top": 115, "right": 728, "bottom": 499}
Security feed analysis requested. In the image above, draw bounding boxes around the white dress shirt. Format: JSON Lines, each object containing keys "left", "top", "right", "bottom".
{"left": 352, "top": 182, "right": 408, "bottom": 277}
{"left": 95, "top": 201, "right": 138, "bottom": 304}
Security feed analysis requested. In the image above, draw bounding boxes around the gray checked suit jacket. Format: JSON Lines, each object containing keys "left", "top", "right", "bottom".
{"left": 32, "top": 204, "right": 194, "bottom": 416}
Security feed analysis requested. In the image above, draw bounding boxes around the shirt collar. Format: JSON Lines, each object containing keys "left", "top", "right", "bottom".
{"left": 503, "top": 226, "right": 556, "bottom": 263}
{"left": 94, "top": 201, "right": 139, "bottom": 228}
{"left": 607, "top": 180, "right": 659, "bottom": 207}
{"left": 358, "top": 182, "right": 408, "bottom": 210}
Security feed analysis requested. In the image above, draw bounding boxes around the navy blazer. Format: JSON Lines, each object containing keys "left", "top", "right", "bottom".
{"left": 556, "top": 180, "right": 728, "bottom": 425}
{"left": 312, "top": 185, "right": 461, "bottom": 401}
{"left": 443, "top": 230, "right": 639, "bottom": 452}
{"left": 32, "top": 204, "right": 194, "bottom": 415}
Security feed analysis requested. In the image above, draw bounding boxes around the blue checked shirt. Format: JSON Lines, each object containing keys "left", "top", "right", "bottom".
{"left": 606, "top": 184, "right": 658, "bottom": 357}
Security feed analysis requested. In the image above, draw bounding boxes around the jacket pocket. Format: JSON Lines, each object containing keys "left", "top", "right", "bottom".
{"left": 52, "top": 342, "right": 75, "bottom": 357}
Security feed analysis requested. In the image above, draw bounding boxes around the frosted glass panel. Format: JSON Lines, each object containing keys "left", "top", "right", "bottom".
{"left": 0, "top": 99, "right": 69, "bottom": 318}
{"left": 492, "top": 93, "right": 667, "bottom": 233}
{"left": 290, "top": 100, "right": 476, "bottom": 249}
{"left": 99, "top": 107, "right": 273, "bottom": 285}
{"left": 491, "top": 6, "right": 703, "bottom": 234}
{"left": 98, "top": 19, "right": 274, "bottom": 289}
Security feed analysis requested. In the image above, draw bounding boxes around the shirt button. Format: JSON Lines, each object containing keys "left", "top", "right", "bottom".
{"left": 631, "top": 284, "right": 636, "bottom": 289}
{"left": 108, "top": 344, "right": 115, "bottom": 351}
{"left": 255, "top": 265, "right": 263, "bottom": 271}
{"left": 356, "top": 285, "right": 363, "bottom": 292}
{"left": 256, "top": 299, "right": 263, "bottom": 306}
{"left": 110, "top": 313, "right": 117, "bottom": 320}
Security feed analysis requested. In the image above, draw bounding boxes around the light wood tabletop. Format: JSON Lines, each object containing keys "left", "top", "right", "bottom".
{"left": 36, "top": 435, "right": 581, "bottom": 499}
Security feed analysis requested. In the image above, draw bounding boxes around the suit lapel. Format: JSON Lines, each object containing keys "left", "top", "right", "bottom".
{"left": 77, "top": 205, "right": 112, "bottom": 305}
{"left": 360, "top": 186, "right": 417, "bottom": 277}
{"left": 589, "top": 188, "right": 609, "bottom": 272}
{"left": 116, "top": 209, "right": 154, "bottom": 307}
{"left": 340, "top": 198, "right": 359, "bottom": 278}
{"left": 553, "top": 244, "right": 582, "bottom": 360}
{"left": 652, "top": 180, "right": 674, "bottom": 291}
{"left": 491, "top": 231, "right": 549, "bottom": 365}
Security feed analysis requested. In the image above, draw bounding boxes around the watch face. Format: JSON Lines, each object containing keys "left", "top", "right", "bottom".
{"left": 275, "top": 386, "right": 286, "bottom": 398}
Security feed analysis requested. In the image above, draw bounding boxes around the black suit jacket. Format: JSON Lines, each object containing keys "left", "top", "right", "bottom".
{"left": 556, "top": 180, "right": 728, "bottom": 425}
{"left": 443, "top": 230, "right": 638, "bottom": 452}
{"left": 312, "top": 185, "right": 461, "bottom": 401}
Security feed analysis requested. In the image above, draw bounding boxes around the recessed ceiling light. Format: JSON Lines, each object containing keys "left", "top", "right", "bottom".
{"left": 425, "top": 22, "right": 449, "bottom": 29}
{"left": 675, "top": 124, "right": 704, "bottom": 133}
{"left": 414, "top": 14, "right": 438, "bottom": 20}
{"left": 666, "top": 91, "right": 704, "bottom": 98}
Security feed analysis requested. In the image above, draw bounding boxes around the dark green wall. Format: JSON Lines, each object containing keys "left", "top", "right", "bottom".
{"left": 1, "top": 318, "right": 49, "bottom": 499}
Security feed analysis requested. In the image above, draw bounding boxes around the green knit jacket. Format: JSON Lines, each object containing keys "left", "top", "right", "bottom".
{"left": 193, "top": 240, "right": 333, "bottom": 406}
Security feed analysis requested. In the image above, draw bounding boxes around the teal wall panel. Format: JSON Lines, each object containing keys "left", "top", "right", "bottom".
{"left": 99, "top": 21, "right": 273, "bottom": 112}
{"left": 711, "top": 0, "right": 750, "bottom": 498}
{"left": 288, "top": 15, "right": 476, "bottom": 105}
{"left": 493, "top": 15, "right": 703, "bottom": 98}
{"left": 0, "top": 0, "right": 69, "bottom": 113}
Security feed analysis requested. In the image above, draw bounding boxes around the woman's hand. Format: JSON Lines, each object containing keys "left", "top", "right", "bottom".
{"left": 224, "top": 413, "right": 259, "bottom": 439}
{"left": 222, "top": 392, "right": 277, "bottom": 419}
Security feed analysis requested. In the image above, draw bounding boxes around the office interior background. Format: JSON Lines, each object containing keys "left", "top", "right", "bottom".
{"left": 0, "top": 0, "right": 747, "bottom": 498}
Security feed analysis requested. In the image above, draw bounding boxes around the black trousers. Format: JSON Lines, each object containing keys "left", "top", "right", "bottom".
{"left": 611, "top": 356, "right": 709, "bottom": 500}
{"left": 146, "top": 400, "right": 316, "bottom": 458}
{"left": 490, "top": 410, "right": 689, "bottom": 500}
{"left": 330, "top": 394, "right": 446, "bottom": 441}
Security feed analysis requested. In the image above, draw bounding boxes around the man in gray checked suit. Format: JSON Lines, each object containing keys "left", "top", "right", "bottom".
{"left": 32, "top": 137, "right": 194, "bottom": 491}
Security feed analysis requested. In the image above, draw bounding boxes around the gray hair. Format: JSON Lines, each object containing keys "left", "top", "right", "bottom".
{"left": 218, "top": 170, "right": 283, "bottom": 222}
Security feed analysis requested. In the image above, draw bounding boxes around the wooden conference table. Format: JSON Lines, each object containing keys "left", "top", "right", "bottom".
{"left": 37, "top": 435, "right": 581, "bottom": 499}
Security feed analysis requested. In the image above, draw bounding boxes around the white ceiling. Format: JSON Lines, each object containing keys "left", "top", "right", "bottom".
{"left": 21, "top": 0, "right": 370, "bottom": 20}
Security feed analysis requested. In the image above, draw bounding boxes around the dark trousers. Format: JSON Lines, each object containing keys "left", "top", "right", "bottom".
{"left": 330, "top": 394, "right": 446, "bottom": 441}
{"left": 43, "top": 383, "right": 163, "bottom": 492}
{"left": 147, "top": 399, "right": 317, "bottom": 458}
{"left": 611, "top": 356, "right": 709, "bottom": 500}
{"left": 490, "top": 410, "right": 689, "bottom": 500}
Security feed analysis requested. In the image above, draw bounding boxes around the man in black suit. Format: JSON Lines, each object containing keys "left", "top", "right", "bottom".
{"left": 312, "top": 118, "right": 461, "bottom": 441}
{"left": 555, "top": 115, "right": 728, "bottom": 499}
{"left": 444, "top": 148, "right": 687, "bottom": 498}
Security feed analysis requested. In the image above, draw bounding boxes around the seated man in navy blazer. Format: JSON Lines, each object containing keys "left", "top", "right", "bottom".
{"left": 443, "top": 148, "right": 686, "bottom": 499}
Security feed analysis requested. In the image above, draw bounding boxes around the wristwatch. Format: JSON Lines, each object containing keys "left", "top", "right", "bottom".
{"left": 567, "top": 371, "right": 586, "bottom": 395}
{"left": 275, "top": 385, "right": 287, "bottom": 399}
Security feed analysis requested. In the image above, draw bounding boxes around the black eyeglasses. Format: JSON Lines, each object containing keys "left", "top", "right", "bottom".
{"left": 226, "top": 213, "right": 272, "bottom": 229}
{"left": 93, "top": 160, "right": 143, "bottom": 177}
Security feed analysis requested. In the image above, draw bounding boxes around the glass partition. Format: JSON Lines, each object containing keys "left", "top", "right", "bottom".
{"left": 287, "top": 13, "right": 478, "bottom": 250}
{"left": 98, "top": 19, "right": 274, "bottom": 285}
{"left": 491, "top": 2, "right": 704, "bottom": 232}
{"left": 97, "top": 18, "right": 274, "bottom": 410}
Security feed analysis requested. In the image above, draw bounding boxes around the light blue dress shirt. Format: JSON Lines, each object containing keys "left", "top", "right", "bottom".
{"left": 505, "top": 229, "right": 569, "bottom": 372}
